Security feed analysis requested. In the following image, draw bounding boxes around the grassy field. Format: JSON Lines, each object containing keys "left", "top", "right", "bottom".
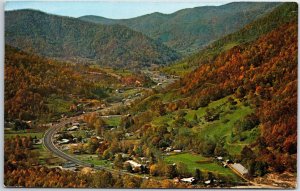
{"left": 46, "top": 95, "right": 74, "bottom": 115}
{"left": 160, "top": 62, "right": 195, "bottom": 77}
{"left": 164, "top": 153, "right": 241, "bottom": 181}
{"left": 152, "top": 95, "right": 257, "bottom": 156}
{"left": 4, "top": 130, "right": 44, "bottom": 139}
{"left": 103, "top": 116, "right": 121, "bottom": 127}
{"left": 76, "top": 154, "right": 111, "bottom": 166}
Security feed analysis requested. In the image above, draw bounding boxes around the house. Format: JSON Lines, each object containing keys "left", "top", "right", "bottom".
{"left": 125, "top": 160, "right": 142, "bottom": 168}
{"left": 173, "top": 150, "right": 182, "bottom": 153}
{"left": 72, "top": 122, "right": 80, "bottom": 126}
{"left": 58, "top": 139, "right": 70, "bottom": 145}
{"left": 204, "top": 180, "right": 211, "bottom": 185}
{"left": 67, "top": 126, "right": 79, "bottom": 131}
{"left": 125, "top": 133, "right": 134, "bottom": 137}
{"left": 181, "top": 177, "right": 196, "bottom": 183}
{"left": 231, "top": 163, "right": 249, "bottom": 175}
{"left": 165, "top": 147, "right": 172, "bottom": 152}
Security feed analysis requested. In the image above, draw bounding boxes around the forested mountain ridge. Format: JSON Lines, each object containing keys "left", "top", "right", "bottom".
{"left": 124, "top": 2, "right": 297, "bottom": 175}
{"left": 180, "top": 20, "right": 297, "bottom": 173}
{"left": 5, "top": 9, "right": 179, "bottom": 69}
{"left": 161, "top": 2, "right": 297, "bottom": 77}
{"left": 80, "top": 2, "right": 280, "bottom": 55}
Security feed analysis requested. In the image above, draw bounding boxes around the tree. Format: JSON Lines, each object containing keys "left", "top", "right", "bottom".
{"left": 102, "top": 149, "right": 112, "bottom": 160}
{"left": 114, "top": 154, "right": 123, "bottom": 169}
{"left": 195, "top": 169, "right": 203, "bottom": 182}
{"left": 124, "top": 162, "right": 133, "bottom": 173}
{"left": 149, "top": 164, "right": 159, "bottom": 176}
{"left": 193, "top": 114, "right": 198, "bottom": 123}
{"left": 165, "top": 164, "right": 177, "bottom": 178}
{"left": 176, "top": 162, "right": 189, "bottom": 177}
{"left": 207, "top": 171, "right": 215, "bottom": 181}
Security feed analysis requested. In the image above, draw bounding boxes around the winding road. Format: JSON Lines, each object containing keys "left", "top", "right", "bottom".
{"left": 43, "top": 113, "right": 145, "bottom": 178}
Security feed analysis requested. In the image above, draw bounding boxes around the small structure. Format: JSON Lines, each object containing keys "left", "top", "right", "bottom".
{"left": 173, "top": 150, "right": 182, "bottom": 153}
{"left": 125, "top": 160, "right": 142, "bottom": 168}
{"left": 204, "top": 180, "right": 211, "bottom": 185}
{"left": 58, "top": 139, "right": 70, "bottom": 145}
{"left": 216, "top": 156, "right": 223, "bottom": 161}
{"left": 72, "top": 122, "right": 80, "bottom": 126}
{"left": 67, "top": 126, "right": 79, "bottom": 131}
{"left": 125, "top": 133, "right": 134, "bottom": 137}
{"left": 231, "top": 163, "right": 249, "bottom": 175}
{"left": 181, "top": 177, "right": 195, "bottom": 184}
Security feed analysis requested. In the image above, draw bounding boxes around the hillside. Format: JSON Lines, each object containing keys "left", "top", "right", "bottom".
{"left": 161, "top": 2, "right": 298, "bottom": 76}
{"left": 5, "top": 9, "right": 179, "bottom": 69}
{"left": 124, "top": 2, "right": 297, "bottom": 176}
{"left": 80, "top": 2, "right": 280, "bottom": 55}
{"left": 5, "top": 45, "right": 152, "bottom": 121}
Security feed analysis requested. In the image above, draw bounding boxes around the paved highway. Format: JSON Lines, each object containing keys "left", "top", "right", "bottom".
{"left": 43, "top": 115, "right": 145, "bottom": 178}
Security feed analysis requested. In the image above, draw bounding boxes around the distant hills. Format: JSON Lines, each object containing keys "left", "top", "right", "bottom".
{"left": 79, "top": 2, "right": 280, "bottom": 55}
{"left": 5, "top": 9, "right": 179, "bottom": 68}
{"left": 161, "top": 2, "right": 298, "bottom": 76}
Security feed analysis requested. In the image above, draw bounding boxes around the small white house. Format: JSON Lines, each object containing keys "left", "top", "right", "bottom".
{"left": 173, "top": 150, "right": 182, "bottom": 153}
{"left": 125, "top": 160, "right": 142, "bottom": 168}
{"left": 181, "top": 177, "right": 195, "bottom": 183}
{"left": 231, "top": 163, "right": 248, "bottom": 175}
{"left": 58, "top": 139, "right": 70, "bottom": 145}
{"left": 67, "top": 126, "right": 79, "bottom": 131}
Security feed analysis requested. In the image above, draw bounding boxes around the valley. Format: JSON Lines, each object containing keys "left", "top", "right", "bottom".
{"left": 4, "top": 1, "right": 297, "bottom": 189}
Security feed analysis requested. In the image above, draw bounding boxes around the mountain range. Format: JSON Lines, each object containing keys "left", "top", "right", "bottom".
{"left": 5, "top": 9, "right": 179, "bottom": 68}
{"left": 5, "top": 2, "right": 281, "bottom": 68}
{"left": 79, "top": 2, "right": 280, "bottom": 55}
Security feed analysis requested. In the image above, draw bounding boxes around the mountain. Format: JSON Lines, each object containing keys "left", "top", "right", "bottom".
{"left": 5, "top": 9, "right": 180, "bottom": 69}
{"left": 79, "top": 2, "right": 280, "bottom": 55}
{"left": 161, "top": 2, "right": 298, "bottom": 76}
{"left": 126, "top": 2, "right": 297, "bottom": 174}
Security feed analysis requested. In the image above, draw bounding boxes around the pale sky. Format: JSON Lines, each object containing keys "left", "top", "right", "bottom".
{"left": 4, "top": 1, "right": 230, "bottom": 19}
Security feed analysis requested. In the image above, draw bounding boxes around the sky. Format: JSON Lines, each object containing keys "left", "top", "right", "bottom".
{"left": 4, "top": 1, "right": 230, "bottom": 19}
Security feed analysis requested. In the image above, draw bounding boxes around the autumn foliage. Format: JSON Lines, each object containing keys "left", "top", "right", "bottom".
{"left": 179, "top": 22, "right": 297, "bottom": 172}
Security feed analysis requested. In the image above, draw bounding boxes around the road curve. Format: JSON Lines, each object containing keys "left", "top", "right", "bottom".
{"left": 43, "top": 113, "right": 143, "bottom": 178}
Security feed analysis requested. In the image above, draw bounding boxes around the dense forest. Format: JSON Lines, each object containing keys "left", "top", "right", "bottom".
{"left": 5, "top": 45, "right": 151, "bottom": 121}
{"left": 80, "top": 2, "right": 280, "bottom": 55}
{"left": 5, "top": 10, "right": 179, "bottom": 68}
